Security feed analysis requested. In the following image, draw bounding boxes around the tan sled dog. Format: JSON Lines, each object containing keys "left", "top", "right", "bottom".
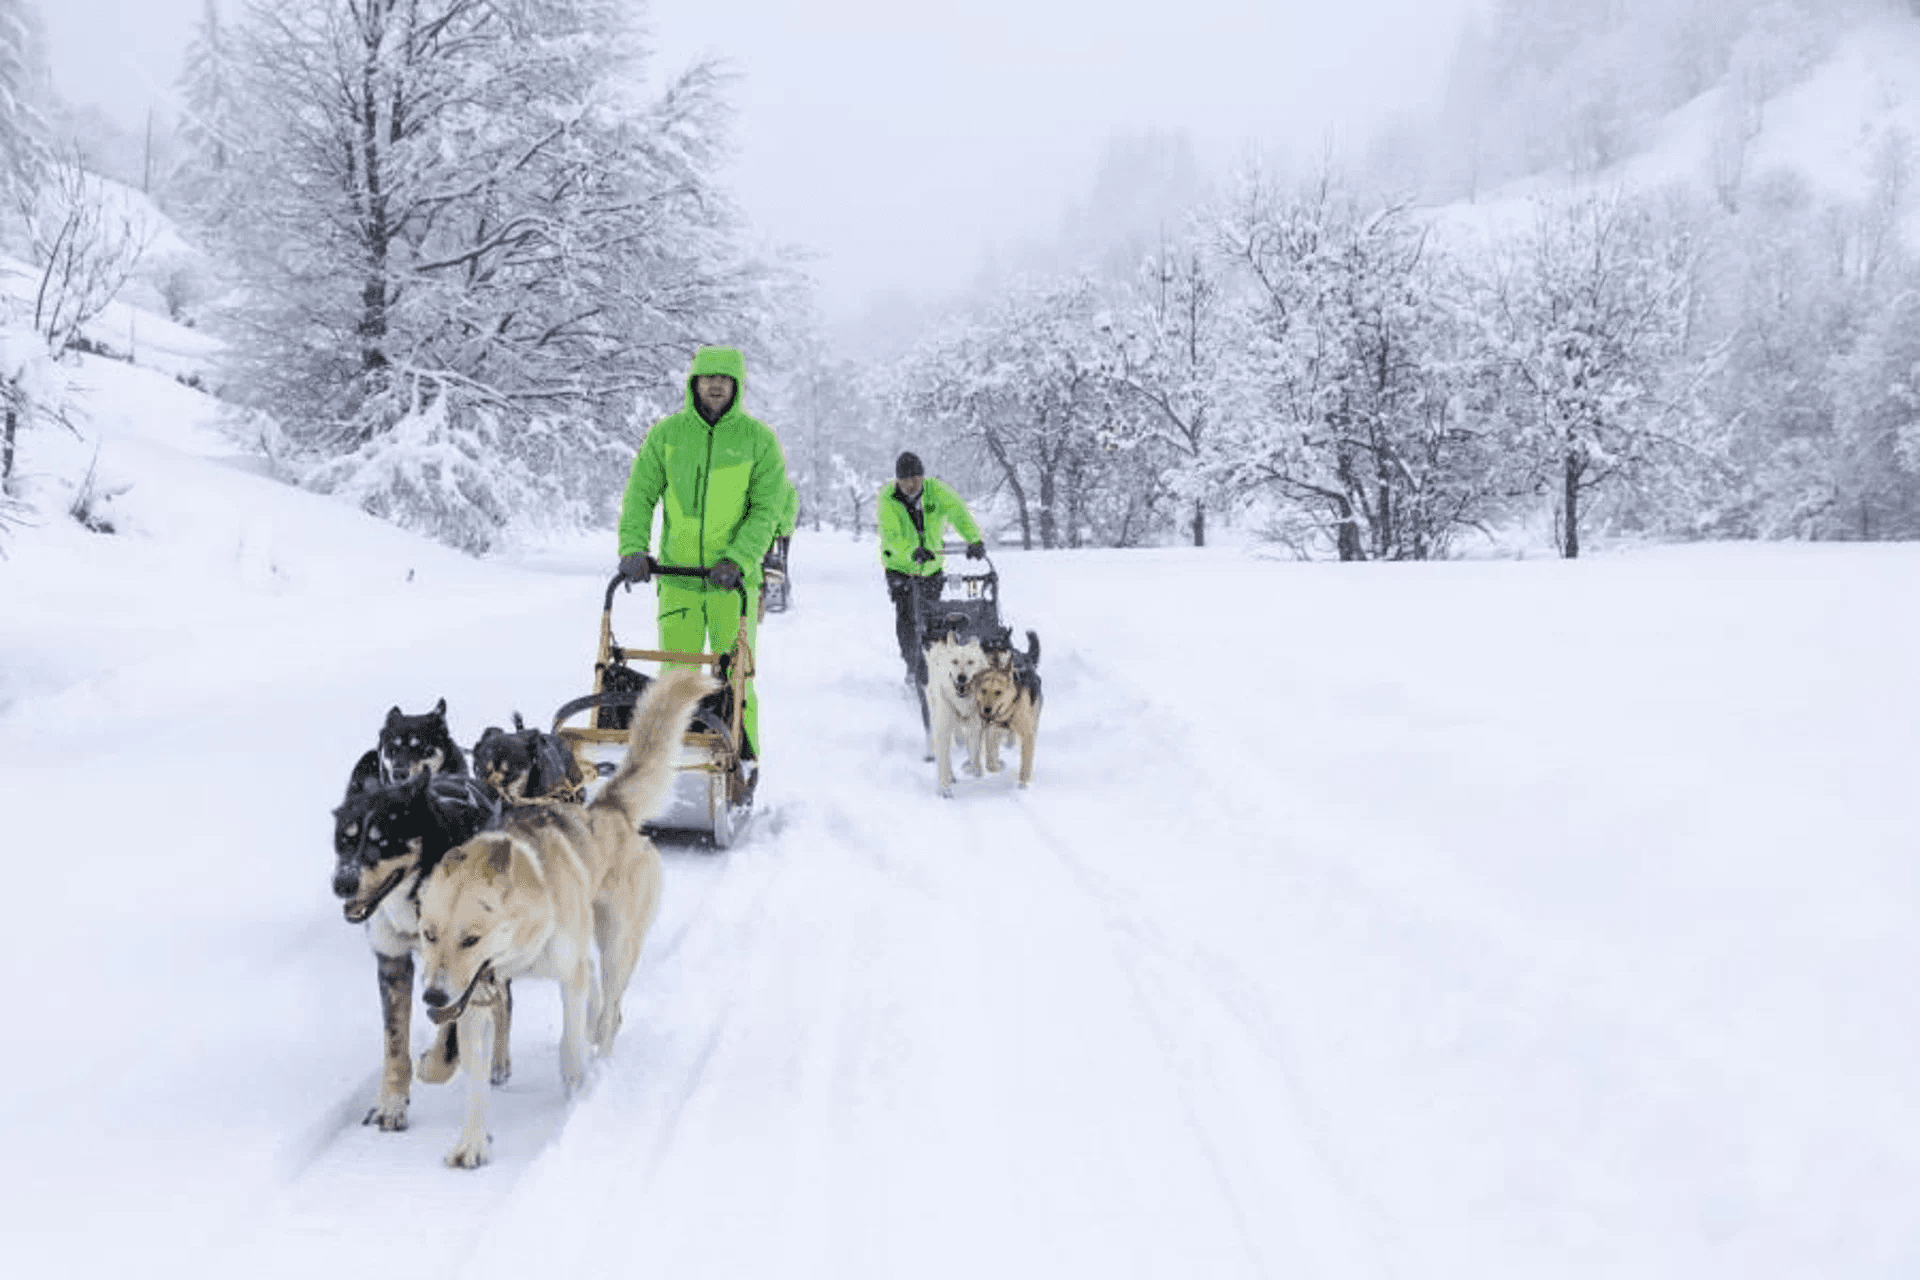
{"left": 974, "top": 627, "right": 1043, "bottom": 788}
{"left": 972, "top": 664, "right": 1043, "bottom": 787}
{"left": 415, "top": 667, "right": 712, "bottom": 1169}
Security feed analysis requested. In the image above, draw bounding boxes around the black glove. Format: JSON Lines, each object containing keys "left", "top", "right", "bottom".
{"left": 910, "top": 547, "right": 935, "bottom": 565}
{"left": 618, "top": 553, "right": 652, "bottom": 584}
{"left": 707, "top": 558, "right": 742, "bottom": 589}
{"left": 966, "top": 541, "right": 986, "bottom": 560}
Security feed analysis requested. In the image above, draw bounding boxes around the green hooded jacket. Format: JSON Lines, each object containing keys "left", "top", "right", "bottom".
{"left": 876, "top": 476, "right": 982, "bottom": 577}
{"left": 619, "top": 347, "right": 790, "bottom": 589}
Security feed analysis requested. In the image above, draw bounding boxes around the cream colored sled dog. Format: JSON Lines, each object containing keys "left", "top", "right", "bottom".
{"left": 416, "top": 667, "right": 712, "bottom": 1169}
{"left": 923, "top": 627, "right": 991, "bottom": 797}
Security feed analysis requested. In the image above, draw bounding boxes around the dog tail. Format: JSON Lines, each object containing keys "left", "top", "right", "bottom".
{"left": 1024, "top": 630, "right": 1041, "bottom": 666}
{"left": 593, "top": 667, "right": 714, "bottom": 825}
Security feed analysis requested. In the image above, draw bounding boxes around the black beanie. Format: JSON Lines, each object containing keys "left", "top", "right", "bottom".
{"left": 895, "top": 451, "right": 924, "bottom": 479}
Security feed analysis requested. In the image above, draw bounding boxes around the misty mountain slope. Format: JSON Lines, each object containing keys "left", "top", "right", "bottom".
{"left": 1435, "top": 9, "right": 1920, "bottom": 238}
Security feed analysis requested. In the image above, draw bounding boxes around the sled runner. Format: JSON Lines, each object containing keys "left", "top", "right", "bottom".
{"left": 551, "top": 566, "right": 756, "bottom": 849}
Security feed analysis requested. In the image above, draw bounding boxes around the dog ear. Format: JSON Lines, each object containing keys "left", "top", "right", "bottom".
{"left": 512, "top": 711, "right": 526, "bottom": 731}
{"left": 433, "top": 698, "right": 448, "bottom": 718}
{"left": 386, "top": 705, "right": 402, "bottom": 724}
{"left": 478, "top": 726, "right": 503, "bottom": 743}
{"left": 486, "top": 842, "right": 512, "bottom": 879}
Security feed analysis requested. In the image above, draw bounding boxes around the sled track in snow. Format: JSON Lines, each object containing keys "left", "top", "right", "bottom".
{"left": 202, "top": 836, "right": 760, "bottom": 1278}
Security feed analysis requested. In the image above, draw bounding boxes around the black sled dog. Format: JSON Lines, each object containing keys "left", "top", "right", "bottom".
{"left": 331, "top": 766, "right": 507, "bottom": 1130}
{"left": 344, "top": 699, "right": 472, "bottom": 796}
{"left": 473, "top": 712, "right": 586, "bottom": 806}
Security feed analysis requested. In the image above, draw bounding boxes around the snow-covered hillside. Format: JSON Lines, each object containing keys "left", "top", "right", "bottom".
{"left": 1435, "top": 9, "right": 1920, "bottom": 240}
{"left": 2, "top": 297, "right": 1918, "bottom": 1279}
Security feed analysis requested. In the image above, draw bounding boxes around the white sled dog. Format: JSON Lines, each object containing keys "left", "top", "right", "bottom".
{"left": 923, "top": 623, "right": 992, "bottom": 797}
{"left": 415, "top": 667, "right": 713, "bottom": 1169}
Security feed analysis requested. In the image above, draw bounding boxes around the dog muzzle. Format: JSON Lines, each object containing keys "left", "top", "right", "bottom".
{"left": 340, "top": 866, "right": 407, "bottom": 924}
{"left": 425, "top": 962, "right": 498, "bottom": 1025}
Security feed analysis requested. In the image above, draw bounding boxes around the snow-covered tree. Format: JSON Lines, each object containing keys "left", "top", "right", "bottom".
{"left": 1211, "top": 172, "right": 1505, "bottom": 560}
{"left": 16, "top": 150, "right": 152, "bottom": 358}
{"left": 2, "top": 320, "right": 71, "bottom": 506}
{"left": 1099, "top": 235, "right": 1233, "bottom": 546}
{"left": 0, "top": 0, "right": 47, "bottom": 199}
{"left": 212, "top": 0, "right": 776, "bottom": 551}
{"left": 1828, "top": 280, "right": 1920, "bottom": 539}
{"left": 1474, "top": 192, "right": 1712, "bottom": 558}
{"left": 758, "top": 333, "right": 894, "bottom": 535}
{"left": 176, "top": 0, "right": 243, "bottom": 182}
{"left": 899, "top": 278, "right": 1137, "bottom": 550}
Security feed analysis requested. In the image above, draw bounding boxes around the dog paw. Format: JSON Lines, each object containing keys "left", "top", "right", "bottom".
{"left": 963, "top": 761, "right": 982, "bottom": 777}
{"left": 444, "top": 1134, "right": 492, "bottom": 1169}
{"left": 362, "top": 1097, "right": 409, "bottom": 1131}
{"left": 562, "top": 1070, "right": 586, "bottom": 1099}
{"left": 938, "top": 784, "right": 954, "bottom": 799}
{"left": 416, "top": 1044, "right": 458, "bottom": 1086}
{"left": 490, "top": 1059, "right": 512, "bottom": 1086}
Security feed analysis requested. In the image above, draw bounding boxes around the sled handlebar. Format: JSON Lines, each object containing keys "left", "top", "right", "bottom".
{"left": 916, "top": 542, "right": 994, "bottom": 573}
{"left": 605, "top": 562, "right": 751, "bottom": 614}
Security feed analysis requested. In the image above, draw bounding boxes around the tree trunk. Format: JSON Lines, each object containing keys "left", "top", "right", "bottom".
{"left": 1037, "top": 466, "right": 1057, "bottom": 550}
{"left": 355, "top": 16, "right": 391, "bottom": 377}
{"left": 980, "top": 427, "right": 1032, "bottom": 550}
{"left": 2, "top": 404, "right": 16, "bottom": 484}
{"left": 1191, "top": 499, "right": 1205, "bottom": 547}
{"left": 1335, "top": 496, "right": 1364, "bottom": 561}
{"left": 1375, "top": 479, "right": 1393, "bottom": 560}
{"left": 1562, "top": 451, "right": 1582, "bottom": 559}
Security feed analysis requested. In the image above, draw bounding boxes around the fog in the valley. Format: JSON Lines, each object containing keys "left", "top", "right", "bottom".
{"left": 42, "top": 0, "right": 1488, "bottom": 335}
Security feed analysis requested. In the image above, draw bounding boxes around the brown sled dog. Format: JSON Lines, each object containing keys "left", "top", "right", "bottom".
{"left": 415, "top": 667, "right": 713, "bottom": 1169}
{"left": 973, "top": 629, "right": 1043, "bottom": 787}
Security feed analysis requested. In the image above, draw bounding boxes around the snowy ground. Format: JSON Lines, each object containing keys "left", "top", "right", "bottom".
{"left": 2, "top": 354, "right": 1918, "bottom": 1279}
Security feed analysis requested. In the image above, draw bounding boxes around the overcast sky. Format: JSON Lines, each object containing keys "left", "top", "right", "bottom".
{"left": 44, "top": 0, "right": 1487, "bottom": 325}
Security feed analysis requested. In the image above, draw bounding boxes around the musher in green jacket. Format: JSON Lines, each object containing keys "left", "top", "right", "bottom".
{"left": 876, "top": 450, "right": 984, "bottom": 689}
{"left": 617, "top": 346, "right": 789, "bottom": 764}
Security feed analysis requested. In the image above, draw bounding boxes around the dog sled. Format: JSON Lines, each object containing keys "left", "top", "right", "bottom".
{"left": 915, "top": 542, "right": 1000, "bottom": 644}
{"left": 551, "top": 565, "right": 756, "bottom": 849}
{"left": 908, "top": 543, "right": 1002, "bottom": 728}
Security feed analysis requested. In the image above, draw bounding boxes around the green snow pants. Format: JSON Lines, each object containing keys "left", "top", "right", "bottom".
{"left": 657, "top": 576, "right": 759, "bottom": 756}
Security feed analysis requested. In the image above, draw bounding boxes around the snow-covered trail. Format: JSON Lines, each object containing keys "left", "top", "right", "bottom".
{"left": 425, "top": 542, "right": 1364, "bottom": 1280}
{"left": 193, "top": 537, "right": 1351, "bottom": 1279}
{"left": 6, "top": 518, "right": 1919, "bottom": 1279}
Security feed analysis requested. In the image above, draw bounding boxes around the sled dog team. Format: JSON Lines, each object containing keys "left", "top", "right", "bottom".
{"left": 328, "top": 351, "right": 1046, "bottom": 1168}
{"left": 923, "top": 623, "right": 1045, "bottom": 798}
{"left": 331, "top": 614, "right": 1044, "bottom": 1169}
{"left": 331, "top": 677, "right": 713, "bottom": 1167}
